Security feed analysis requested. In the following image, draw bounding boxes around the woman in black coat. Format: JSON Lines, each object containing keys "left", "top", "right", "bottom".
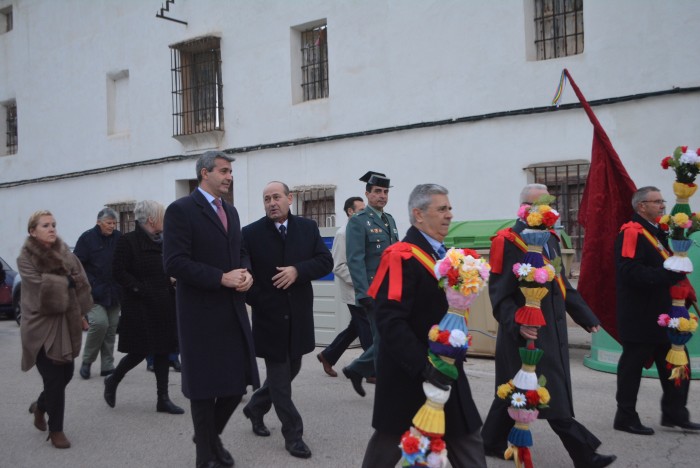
{"left": 103, "top": 200, "right": 184, "bottom": 415}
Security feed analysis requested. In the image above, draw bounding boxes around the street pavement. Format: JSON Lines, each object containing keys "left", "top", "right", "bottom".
{"left": 1, "top": 318, "right": 698, "bottom": 467}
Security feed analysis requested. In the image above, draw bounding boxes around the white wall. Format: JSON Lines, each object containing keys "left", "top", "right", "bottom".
{"left": 1, "top": 0, "right": 699, "bottom": 267}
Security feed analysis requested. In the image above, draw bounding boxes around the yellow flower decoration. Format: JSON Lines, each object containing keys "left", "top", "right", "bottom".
{"left": 428, "top": 325, "right": 439, "bottom": 341}
{"left": 497, "top": 381, "right": 515, "bottom": 399}
{"left": 539, "top": 205, "right": 552, "bottom": 213}
{"left": 672, "top": 213, "right": 690, "bottom": 225}
{"left": 536, "top": 387, "right": 550, "bottom": 405}
{"left": 446, "top": 249, "right": 463, "bottom": 268}
{"left": 678, "top": 318, "right": 692, "bottom": 332}
{"left": 527, "top": 212, "right": 543, "bottom": 227}
{"left": 659, "top": 214, "right": 671, "bottom": 224}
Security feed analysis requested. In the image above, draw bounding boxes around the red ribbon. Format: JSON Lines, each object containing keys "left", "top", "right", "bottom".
{"left": 367, "top": 242, "right": 418, "bottom": 302}
{"left": 490, "top": 228, "right": 516, "bottom": 274}
{"left": 620, "top": 222, "right": 643, "bottom": 258}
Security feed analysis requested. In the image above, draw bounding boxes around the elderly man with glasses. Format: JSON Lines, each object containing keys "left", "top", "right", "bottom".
{"left": 614, "top": 186, "right": 700, "bottom": 435}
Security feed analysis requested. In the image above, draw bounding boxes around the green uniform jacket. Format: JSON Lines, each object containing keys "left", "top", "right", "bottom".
{"left": 345, "top": 205, "right": 399, "bottom": 303}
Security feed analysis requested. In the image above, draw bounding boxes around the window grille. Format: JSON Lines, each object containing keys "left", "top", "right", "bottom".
{"left": 528, "top": 161, "right": 590, "bottom": 264}
{"left": 1, "top": 6, "right": 12, "bottom": 33}
{"left": 170, "top": 36, "right": 224, "bottom": 136}
{"left": 5, "top": 103, "right": 17, "bottom": 155}
{"left": 107, "top": 202, "right": 136, "bottom": 233}
{"left": 300, "top": 25, "right": 328, "bottom": 101}
{"left": 291, "top": 186, "right": 335, "bottom": 227}
{"left": 534, "top": 0, "right": 584, "bottom": 60}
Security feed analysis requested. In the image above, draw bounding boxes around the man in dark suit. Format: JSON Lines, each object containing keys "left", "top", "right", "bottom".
{"left": 614, "top": 186, "right": 700, "bottom": 434}
{"left": 241, "top": 181, "right": 333, "bottom": 459}
{"left": 481, "top": 183, "right": 615, "bottom": 468}
{"left": 163, "top": 151, "right": 260, "bottom": 468}
{"left": 362, "top": 183, "right": 486, "bottom": 468}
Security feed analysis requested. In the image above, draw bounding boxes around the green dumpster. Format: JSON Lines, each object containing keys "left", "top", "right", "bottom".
{"left": 583, "top": 230, "right": 700, "bottom": 379}
{"left": 444, "top": 219, "right": 515, "bottom": 250}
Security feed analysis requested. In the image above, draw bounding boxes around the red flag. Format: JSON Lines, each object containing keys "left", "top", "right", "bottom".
{"left": 559, "top": 69, "right": 637, "bottom": 342}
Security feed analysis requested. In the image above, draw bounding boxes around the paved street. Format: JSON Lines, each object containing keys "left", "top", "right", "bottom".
{"left": 1, "top": 319, "right": 698, "bottom": 467}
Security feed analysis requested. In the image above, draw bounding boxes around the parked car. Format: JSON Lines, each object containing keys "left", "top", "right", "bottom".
{"left": 1, "top": 255, "right": 20, "bottom": 324}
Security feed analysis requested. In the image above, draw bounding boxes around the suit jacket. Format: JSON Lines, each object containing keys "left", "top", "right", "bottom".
{"left": 346, "top": 206, "right": 399, "bottom": 303}
{"left": 488, "top": 221, "right": 599, "bottom": 419}
{"left": 615, "top": 213, "right": 684, "bottom": 343}
{"left": 163, "top": 189, "right": 259, "bottom": 400}
{"left": 372, "top": 225, "right": 482, "bottom": 435}
{"left": 243, "top": 214, "right": 333, "bottom": 362}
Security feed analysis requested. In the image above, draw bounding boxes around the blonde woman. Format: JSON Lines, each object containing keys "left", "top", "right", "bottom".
{"left": 18, "top": 210, "right": 92, "bottom": 449}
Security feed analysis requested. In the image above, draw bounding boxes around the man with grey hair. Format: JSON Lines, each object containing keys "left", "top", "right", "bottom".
{"left": 75, "top": 207, "right": 122, "bottom": 380}
{"left": 362, "top": 183, "right": 486, "bottom": 468}
{"left": 482, "top": 183, "right": 615, "bottom": 467}
{"left": 614, "top": 186, "right": 700, "bottom": 435}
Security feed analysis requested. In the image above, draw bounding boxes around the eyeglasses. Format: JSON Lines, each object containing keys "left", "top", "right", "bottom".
{"left": 641, "top": 200, "right": 666, "bottom": 205}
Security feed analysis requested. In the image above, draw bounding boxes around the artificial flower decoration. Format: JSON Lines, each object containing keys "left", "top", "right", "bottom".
{"left": 398, "top": 247, "right": 491, "bottom": 467}
{"left": 661, "top": 146, "right": 700, "bottom": 215}
{"left": 657, "top": 212, "right": 700, "bottom": 273}
{"left": 657, "top": 282, "right": 699, "bottom": 386}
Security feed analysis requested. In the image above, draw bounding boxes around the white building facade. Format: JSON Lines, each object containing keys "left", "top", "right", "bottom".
{"left": 1, "top": 1, "right": 699, "bottom": 326}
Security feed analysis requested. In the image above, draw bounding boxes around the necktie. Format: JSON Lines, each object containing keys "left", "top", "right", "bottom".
{"left": 380, "top": 213, "right": 389, "bottom": 228}
{"left": 213, "top": 198, "right": 227, "bottom": 232}
{"left": 437, "top": 244, "right": 447, "bottom": 259}
{"left": 279, "top": 225, "right": 287, "bottom": 240}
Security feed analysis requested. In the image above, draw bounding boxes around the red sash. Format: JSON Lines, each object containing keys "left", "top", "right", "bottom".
{"left": 490, "top": 228, "right": 567, "bottom": 300}
{"left": 619, "top": 222, "right": 670, "bottom": 260}
{"left": 367, "top": 242, "right": 436, "bottom": 302}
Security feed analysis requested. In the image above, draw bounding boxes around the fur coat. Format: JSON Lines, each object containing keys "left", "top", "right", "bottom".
{"left": 17, "top": 236, "right": 92, "bottom": 371}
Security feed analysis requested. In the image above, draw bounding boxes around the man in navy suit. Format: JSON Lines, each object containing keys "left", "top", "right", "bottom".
{"left": 241, "top": 181, "right": 333, "bottom": 459}
{"left": 163, "top": 151, "right": 260, "bottom": 468}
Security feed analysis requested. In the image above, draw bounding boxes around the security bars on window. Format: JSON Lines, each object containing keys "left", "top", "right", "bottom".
{"left": 534, "top": 0, "right": 584, "bottom": 61}
{"left": 300, "top": 26, "right": 328, "bottom": 101}
{"left": 170, "top": 37, "right": 224, "bottom": 136}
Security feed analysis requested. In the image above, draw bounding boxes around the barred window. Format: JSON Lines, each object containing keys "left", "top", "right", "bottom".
{"left": 106, "top": 202, "right": 136, "bottom": 233}
{"left": 300, "top": 25, "right": 328, "bottom": 101}
{"left": 4, "top": 102, "right": 17, "bottom": 155}
{"left": 534, "top": 0, "right": 584, "bottom": 60}
{"left": 526, "top": 160, "right": 590, "bottom": 263}
{"left": 291, "top": 186, "right": 335, "bottom": 227}
{"left": 0, "top": 6, "right": 12, "bottom": 33}
{"left": 170, "top": 36, "right": 224, "bottom": 136}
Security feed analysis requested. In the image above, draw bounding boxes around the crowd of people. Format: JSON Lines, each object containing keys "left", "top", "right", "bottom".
{"left": 16, "top": 150, "right": 699, "bottom": 467}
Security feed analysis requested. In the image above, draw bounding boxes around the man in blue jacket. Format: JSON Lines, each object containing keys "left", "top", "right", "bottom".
{"left": 75, "top": 207, "right": 121, "bottom": 380}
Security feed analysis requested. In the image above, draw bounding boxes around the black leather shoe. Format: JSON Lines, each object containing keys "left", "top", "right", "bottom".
{"left": 214, "top": 437, "right": 234, "bottom": 467}
{"left": 613, "top": 421, "right": 654, "bottom": 435}
{"left": 661, "top": 416, "right": 700, "bottom": 430}
{"left": 79, "top": 362, "right": 91, "bottom": 379}
{"left": 575, "top": 453, "right": 617, "bottom": 468}
{"left": 103, "top": 375, "right": 117, "bottom": 408}
{"left": 484, "top": 445, "right": 506, "bottom": 459}
{"left": 157, "top": 397, "right": 185, "bottom": 415}
{"left": 242, "top": 406, "right": 270, "bottom": 437}
{"left": 100, "top": 369, "right": 115, "bottom": 377}
{"left": 342, "top": 367, "right": 365, "bottom": 397}
{"left": 196, "top": 461, "right": 225, "bottom": 468}
{"left": 285, "top": 439, "right": 312, "bottom": 459}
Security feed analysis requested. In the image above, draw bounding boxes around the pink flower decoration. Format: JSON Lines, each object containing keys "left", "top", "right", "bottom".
{"left": 658, "top": 314, "right": 671, "bottom": 326}
{"left": 533, "top": 268, "right": 549, "bottom": 283}
{"left": 512, "top": 263, "right": 522, "bottom": 275}
{"left": 437, "top": 260, "right": 451, "bottom": 276}
{"left": 517, "top": 205, "right": 529, "bottom": 220}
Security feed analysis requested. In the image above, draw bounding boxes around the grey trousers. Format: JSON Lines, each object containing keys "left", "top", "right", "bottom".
{"left": 81, "top": 303, "right": 120, "bottom": 371}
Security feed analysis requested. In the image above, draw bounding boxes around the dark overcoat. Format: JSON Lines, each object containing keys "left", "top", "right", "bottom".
{"left": 163, "top": 189, "right": 260, "bottom": 400}
{"left": 489, "top": 221, "right": 599, "bottom": 419}
{"left": 372, "top": 226, "right": 482, "bottom": 435}
{"left": 112, "top": 223, "right": 178, "bottom": 355}
{"left": 615, "top": 213, "right": 685, "bottom": 343}
{"left": 74, "top": 224, "right": 121, "bottom": 308}
{"left": 242, "top": 214, "right": 333, "bottom": 363}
